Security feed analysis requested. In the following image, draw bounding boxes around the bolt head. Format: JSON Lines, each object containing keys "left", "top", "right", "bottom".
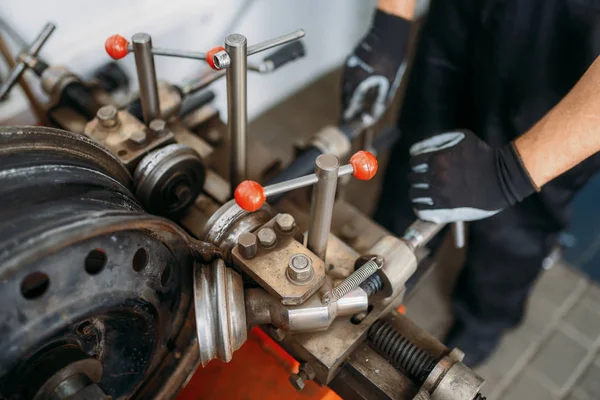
{"left": 149, "top": 119, "right": 167, "bottom": 136}
{"left": 289, "top": 373, "right": 305, "bottom": 391}
{"left": 96, "top": 105, "right": 119, "bottom": 128}
{"left": 275, "top": 213, "right": 295, "bottom": 232}
{"left": 287, "top": 254, "right": 313, "bottom": 283}
{"left": 238, "top": 232, "right": 258, "bottom": 259}
{"left": 257, "top": 228, "right": 277, "bottom": 247}
{"left": 129, "top": 130, "right": 147, "bottom": 145}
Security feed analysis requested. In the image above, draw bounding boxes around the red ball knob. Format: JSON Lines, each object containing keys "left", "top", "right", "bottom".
{"left": 105, "top": 34, "right": 130, "bottom": 60}
{"left": 234, "top": 180, "right": 266, "bottom": 212}
{"left": 350, "top": 150, "right": 378, "bottom": 180}
{"left": 206, "top": 46, "right": 226, "bottom": 70}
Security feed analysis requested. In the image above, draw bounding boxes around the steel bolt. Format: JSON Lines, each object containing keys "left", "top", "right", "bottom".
{"left": 213, "top": 50, "right": 231, "bottom": 69}
{"left": 289, "top": 363, "right": 316, "bottom": 392}
{"left": 149, "top": 119, "right": 167, "bottom": 136}
{"left": 129, "top": 130, "right": 147, "bottom": 145}
{"left": 238, "top": 232, "right": 258, "bottom": 259}
{"left": 287, "top": 253, "right": 313, "bottom": 283}
{"left": 257, "top": 227, "right": 277, "bottom": 247}
{"left": 275, "top": 213, "right": 295, "bottom": 232}
{"left": 96, "top": 105, "right": 119, "bottom": 129}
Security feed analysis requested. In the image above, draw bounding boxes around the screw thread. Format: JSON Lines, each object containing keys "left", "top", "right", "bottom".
{"left": 324, "top": 259, "right": 380, "bottom": 303}
{"left": 368, "top": 320, "right": 437, "bottom": 383}
{"left": 360, "top": 273, "right": 384, "bottom": 296}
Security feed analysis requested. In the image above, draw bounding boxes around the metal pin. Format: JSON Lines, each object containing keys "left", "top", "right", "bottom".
{"left": 452, "top": 221, "right": 465, "bottom": 248}
{"left": 263, "top": 164, "right": 353, "bottom": 198}
{"left": 132, "top": 33, "right": 160, "bottom": 124}
{"left": 247, "top": 29, "right": 305, "bottom": 56}
{"left": 307, "top": 154, "right": 339, "bottom": 261}
{"left": 226, "top": 33, "right": 248, "bottom": 194}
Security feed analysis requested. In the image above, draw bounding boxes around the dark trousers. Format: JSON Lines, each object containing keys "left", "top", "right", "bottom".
{"left": 374, "top": 152, "right": 560, "bottom": 335}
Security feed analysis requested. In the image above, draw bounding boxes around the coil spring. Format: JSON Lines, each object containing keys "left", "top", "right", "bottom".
{"left": 368, "top": 320, "right": 437, "bottom": 383}
{"left": 323, "top": 258, "right": 380, "bottom": 303}
{"left": 360, "top": 272, "right": 383, "bottom": 296}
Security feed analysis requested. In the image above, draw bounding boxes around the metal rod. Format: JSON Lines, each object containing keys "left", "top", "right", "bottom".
{"left": 0, "top": 22, "right": 55, "bottom": 101}
{"left": 226, "top": 33, "right": 248, "bottom": 193}
{"left": 181, "top": 70, "right": 226, "bottom": 96}
{"left": 263, "top": 164, "right": 353, "bottom": 198}
{"left": 29, "top": 23, "right": 55, "bottom": 55}
{"left": 127, "top": 45, "right": 207, "bottom": 60}
{"left": 402, "top": 220, "right": 445, "bottom": 251}
{"left": 0, "top": 33, "right": 44, "bottom": 120}
{"left": 132, "top": 33, "right": 160, "bottom": 124}
{"left": 247, "top": 29, "right": 305, "bottom": 56}
{"left": 307, "top": 154, "right": 339, "bottom": 261}
{"left": 452, "top": 221, "right": 465, "bottom": 248}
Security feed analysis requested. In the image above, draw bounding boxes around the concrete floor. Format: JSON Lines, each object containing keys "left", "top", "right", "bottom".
{"left": 250, "top": 68, "right": 600, "bottom": 399}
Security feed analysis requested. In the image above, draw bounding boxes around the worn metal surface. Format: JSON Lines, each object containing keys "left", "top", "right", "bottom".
{"left": 245, "top": 287, "right": 367, "bottom": 332}
{"left": 193, "top": 259, "right": 247, "bottom": 366}
{"left": 133, "top": 143, "right": 206, "bottom": 217}
{"left": 84, "top": 109, "right": 175, "bottom": 169}
{"left": 307, "top": 125, "right": 351, "bottom": 159}
{"left": 203, "top": 199, "right": 274, "bottom": 263}
{"left": 232, "top": 216, "right": 326, "bottom": 305}
{"left": 0, "top": 126, "right": 203, "bottom": 399}
{"left": 431, "top": 362, "right": 484, "bottom": 400}
{"left": 275, "top": 236, "right": 405, "bottom": 384}
{"left": 367, "top": 236, "right": 418, "bottom": 298}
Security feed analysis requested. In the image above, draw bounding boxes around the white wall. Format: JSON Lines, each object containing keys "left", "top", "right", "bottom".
{"left": 0, "top": 0, "right": 377, "bottom": 125}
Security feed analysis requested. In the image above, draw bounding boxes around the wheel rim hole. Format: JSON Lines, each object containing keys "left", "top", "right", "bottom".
{"left": 85, "top": 249, "right": 107, "bottom": 275}
{"left": 21, "top": 272, "right": 49, "bottom": 299}
{"left": 161, "top": 265, "right": 172, "bottom": 287}
{"left": 132, "top": 248, "right": 148, "bottom": 272}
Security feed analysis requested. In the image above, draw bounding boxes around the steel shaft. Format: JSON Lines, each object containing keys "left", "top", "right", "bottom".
{"left": 307, "top": 154, "right": 339, "bottom": 261}
{"left": 132, "top": 33, "right": 160, "bottom": 124}
{"left": 226, "top": 33, "right": 248, "bottom": 193}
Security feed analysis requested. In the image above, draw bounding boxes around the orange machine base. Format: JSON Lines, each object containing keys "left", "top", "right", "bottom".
{"left": 177, "top": 328, "right": 341, "bottom": 400}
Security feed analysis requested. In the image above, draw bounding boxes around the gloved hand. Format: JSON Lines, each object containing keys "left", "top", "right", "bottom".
{"left": 408, "top": 130, "right": 538, "bottom": 224}
{"left": 341, "top": 9, "right": 411, "bottom": 122}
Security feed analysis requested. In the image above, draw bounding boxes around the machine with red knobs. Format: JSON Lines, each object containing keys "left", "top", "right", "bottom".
{"left": 0, "top": 18, "right": 486, "bottom": 400}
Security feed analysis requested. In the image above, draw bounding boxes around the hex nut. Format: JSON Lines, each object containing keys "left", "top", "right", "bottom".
{"left": 257, "top": 228, "right": 277, "bottom": 248}
{"left": 129, "top": 130, "right": 147, "bottom": 145}
{"left": 288, "top": 373, "right": 305, "bottom": 391}
{"left": 275, "top": 213, "right": 295, "bottom": 233}
{"left": 149, "top": 119, "right": 167, "bottom": 136}
{"left": 287, "top": 254, "right": 313, "bottom": 284}
{"left": 96, "top": 105, "right": 119, "bottom": 129}
{"left": 213, "top": 50, "right": 231, "bottom": 69}
{"left": 238, "top": 232, "right": 258, "bottom": 259}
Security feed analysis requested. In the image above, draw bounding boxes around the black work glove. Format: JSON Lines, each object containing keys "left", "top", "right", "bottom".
{"left": 408, "top": 130, "right": 538, "bottom": 223}
{"left": 341, "top": 9, "right": 411, "bottom": 122}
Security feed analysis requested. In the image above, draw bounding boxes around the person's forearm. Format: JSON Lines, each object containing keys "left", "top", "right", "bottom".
{"left": 377, "top": 0, "right": 417, "bottom": 20}
{"left": 514, "top": 56, "right": 600, "bottom": 188}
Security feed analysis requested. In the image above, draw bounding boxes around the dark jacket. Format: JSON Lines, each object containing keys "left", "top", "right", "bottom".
{"left": 398, "top": 0, "right": 600, "bottom": 229}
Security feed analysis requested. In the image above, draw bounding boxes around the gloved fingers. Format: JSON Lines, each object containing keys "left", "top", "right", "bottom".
{"left": 407, "top": 171, "right": 429, "bottom": 187}
{"left": 409, "top": 153, "right": 430, "bottom": 173}
{"left": 409, "top": 186, "right": 435, "bottom": 208}
{"left": 409, "top": 131, "right": 465, "bottom": 156}
{"left": 342, "top": 75, "right": 390, "bottom": 122}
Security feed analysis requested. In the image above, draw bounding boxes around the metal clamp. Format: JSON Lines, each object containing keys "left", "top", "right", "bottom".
{"left": 233, "top": 150, "right": 378, "bottom": 261}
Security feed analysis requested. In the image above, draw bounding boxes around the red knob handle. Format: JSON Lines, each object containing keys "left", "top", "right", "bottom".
{"left": 206, "top": 46, "right": 226, "bottom": 70}
{"left": 234, "top": 180, "right": 266, "bottom": 212}
{"left": 105, "top": 34, "right": 130, "bottom": 60}
{"left": 350, "top": 150, "right": 378, "bottom": 180}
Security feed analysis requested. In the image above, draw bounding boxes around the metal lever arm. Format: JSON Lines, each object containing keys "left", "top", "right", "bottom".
{"left": 233, "top": 150, "right": 378, "bottom": 212}
{"left": 0, "top": 22, "right": 55, "bottom": 100}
